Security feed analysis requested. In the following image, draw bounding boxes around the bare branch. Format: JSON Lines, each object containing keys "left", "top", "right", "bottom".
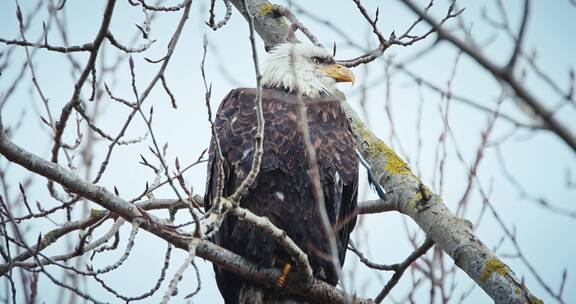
{"left": 206, "top": 0, "right": 233, "bottom": 31}
{"left": 131, "top": 0, "right": 192, "bottom": 12}
{"left": 226, "top": 0, "right": 265, "bottom": 204}
{"left": 399, "top": 0, "right": 576, "bottom": 152}
{"left": 0, "top": 38, "right": 93, "bottom": 53}
{"left": 505, "top": 0, "right": 531, "bottom": 71}
{"left": 374, "top": 239, "right": 434, "bottom": 303}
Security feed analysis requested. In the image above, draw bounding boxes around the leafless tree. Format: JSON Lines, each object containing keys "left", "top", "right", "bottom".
{"left": 1, "top": 0, "right": 574, "bottom": 303}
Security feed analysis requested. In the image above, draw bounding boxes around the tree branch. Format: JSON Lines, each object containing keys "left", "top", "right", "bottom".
{"left": 399, "top": 0, "right": 576, "bottom": 153}
{"left": 0, "top": 117, "right": 369, "bottom": 303}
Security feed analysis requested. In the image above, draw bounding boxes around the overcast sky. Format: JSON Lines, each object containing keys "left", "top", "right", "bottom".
{"left": 1, "top": 0, "right": 575, "bottom": 303}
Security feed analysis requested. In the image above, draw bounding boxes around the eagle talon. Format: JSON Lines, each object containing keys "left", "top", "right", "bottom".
{"left": 276, "top": 263, "right": 292, "bottom": 288}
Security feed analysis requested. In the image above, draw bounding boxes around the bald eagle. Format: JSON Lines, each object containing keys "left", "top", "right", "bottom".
{"left": 204, "top": 42, "right": 358, "bottom": 304}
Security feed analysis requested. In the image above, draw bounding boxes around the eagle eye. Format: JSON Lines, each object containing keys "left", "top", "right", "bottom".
{"left": 312, "top": 56, "right": 335, "bottom": 65}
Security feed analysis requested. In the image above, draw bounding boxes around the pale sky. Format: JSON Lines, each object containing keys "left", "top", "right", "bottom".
{"left": 1, "top": 0, "right": 575, "bottom": 303}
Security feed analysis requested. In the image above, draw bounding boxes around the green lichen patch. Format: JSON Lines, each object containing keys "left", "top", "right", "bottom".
{"left": 480, "top": 257, "right": 509, "bottom": 283}
{"left": 409, "top": 192, "right": 422, "bottom": 209}
{"left": 43, "top": 230, "right": 58, "bottom": 243}
{"left": 348, "top": 116, "right": 411, "bottom": 176}
{"left": 409, "top": 187, "right": 437, "bottom": 211}
{"left": 259, "top": 3, "right": 275, "bottom": 16}
{"left": 370, "top": 140, "right": 411, "bottom": 175}
{"left": 90, "top": 208, "right": 107, "bottom": 218}
{"left": 421, "top": 184, "right": 433, "bottom": 199}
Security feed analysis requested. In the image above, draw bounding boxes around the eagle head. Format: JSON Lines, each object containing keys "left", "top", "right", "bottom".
{"left": 262, "top": 42, "right": 355, "bottom": 98}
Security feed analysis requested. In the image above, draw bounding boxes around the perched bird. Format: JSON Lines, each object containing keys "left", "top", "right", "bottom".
{"left": 204, "top": 42, "right": 358, "bottom": 304}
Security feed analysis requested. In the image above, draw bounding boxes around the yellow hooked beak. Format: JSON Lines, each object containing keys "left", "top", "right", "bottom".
{"left": 320, "top": 64, "right": 355, "bottom": 85}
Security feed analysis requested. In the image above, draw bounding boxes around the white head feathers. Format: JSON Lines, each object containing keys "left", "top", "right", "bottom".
{"left": 262, "top": 42, "right": 354, "bottom": 98}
